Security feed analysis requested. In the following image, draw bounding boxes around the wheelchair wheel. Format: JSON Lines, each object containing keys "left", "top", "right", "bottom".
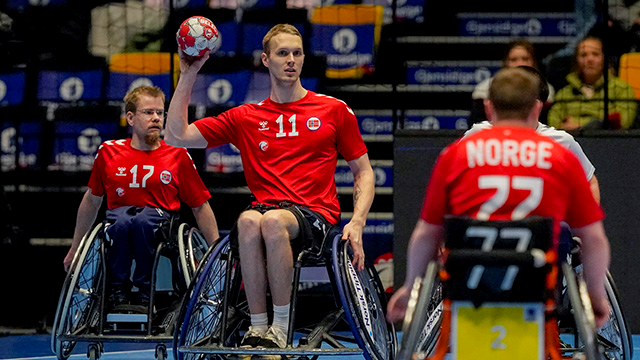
{"left": 562, "top": 262, "right": 601, "bottom": 360}
{"left": 332, "top": 236, "right": 397, "bottom": 360}
{"left": 572, "top": 267, "right": 632, "bottom": 360}
{"left": 173, "top": 236, "right": 240, "bottom": 360}
{"left": 178, "top": 223, "right": 210, "bottom": 286}
{"left": 599, "top": 272, "right": 633, "bottom": 360}
{"left": 51, "top": 223, "right": 105, "bottom": 360}
{"left": 398, "top": 261, "right": 442, "bottom": 360}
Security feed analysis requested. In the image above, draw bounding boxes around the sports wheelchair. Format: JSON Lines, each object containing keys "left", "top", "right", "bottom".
{"left": 172, "top": 228, "right": 397, "bottom": 360}
{"left": 398, "top": 216, "right": 631, "bottom": 360}
{"left": 51, "top": 219, "right": 210, "bottom": 360}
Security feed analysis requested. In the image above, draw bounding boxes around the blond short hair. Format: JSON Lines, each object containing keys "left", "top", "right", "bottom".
{"left": 123, "top": 86, "right": 165, "bottom": 114}
{"left": 488, "top": 67, "right": 540, "bottom": 120}
{"left": 262, "top": 24, "right": 303, "bottom": 55}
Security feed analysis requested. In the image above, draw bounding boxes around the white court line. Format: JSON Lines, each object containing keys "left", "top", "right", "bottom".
{"left": 3, "top": 348, "right": 169, "bottom": 360}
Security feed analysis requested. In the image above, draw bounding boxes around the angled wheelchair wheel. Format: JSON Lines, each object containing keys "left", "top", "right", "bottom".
{"left": 598, "top": 272, "right": 633, "bottom": 360}
{"left": 332, "top": 236, "right": 397, "bottom": 360}
{"left": 398, "top": 261, "right": 442, "bottom": 360}
{"left": 51, "top": 223, "right": 105, "bottom": 360}
{"left": 571, "top": 266, "right": 632, "bottom": 360}
{"left": 173, "top": 236, "right": 241, "bottom": 360}
{"left": 177, "top": 223, "right": 210, "bottom": 286}
{"left": 562, "top": 262, "right": 601, "bottom": 360}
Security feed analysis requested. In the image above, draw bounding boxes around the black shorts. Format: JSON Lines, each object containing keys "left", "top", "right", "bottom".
{"left": 230, "top": 202, "right": 339, "bottom": 259}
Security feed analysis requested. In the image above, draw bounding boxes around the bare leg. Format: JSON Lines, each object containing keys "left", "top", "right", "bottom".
{"left": 261, "top": 210, "right": 299, "bottom": 306}
{"left": 237, "top": 210, "right": 268, "bottom": 314}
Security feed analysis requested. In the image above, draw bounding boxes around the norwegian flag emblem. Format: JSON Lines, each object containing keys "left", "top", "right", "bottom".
{"left": 306, "top": 117, "right": 321, "bottom": 131}
{"left": 160, "top": 170, "right": 172, "bottom": 185}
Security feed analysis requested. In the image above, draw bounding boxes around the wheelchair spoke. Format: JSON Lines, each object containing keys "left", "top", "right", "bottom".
{"left": 598, "top": 311, "right": 624, "bottom": 359}
{"left": 63, "top": 238, "right": 102, "bottom": 335}
{"left": 181, "top": 239, "right": 231, "bottom": 356}
{"left": 334, "top": 238, "right": 395, "bottom": 360}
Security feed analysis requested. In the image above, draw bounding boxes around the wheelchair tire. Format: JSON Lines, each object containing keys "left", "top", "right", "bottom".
{"left": 51, "top": 223, "right": 105, "bottom": 360}
{"left": 569, "top": 265, "right": 632, "bottom": 360}
{"left": 562, "top": 262, "right": 601, "bottom": 360}
{"left": 332, "top": 236, "right": 397, "bottom": 360}
{"left": 177, "top": 223, "right": 210, "bottom": 286}
{"left": 398, "top": 261, "right": 442, "bottom": 360}
{"left": 596, "top": 272, "right": 632, "bottom": 360}
{"left": 564, "top": 240, "right": 632, "bottom": 360}
{"left": 173, "top": 236, "right": 238, "bottom": 360}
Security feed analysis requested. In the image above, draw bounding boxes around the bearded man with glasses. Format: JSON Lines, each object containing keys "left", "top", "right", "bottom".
{"left": 63, "top": 85, "right": 220, "bottom": 312}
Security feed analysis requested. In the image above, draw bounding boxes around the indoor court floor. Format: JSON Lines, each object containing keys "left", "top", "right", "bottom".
{"left": 2, "top": 333, "right": 640, "bottom": 360}
{"left": 0, "top": 330, "right": 373, "bottom": 360}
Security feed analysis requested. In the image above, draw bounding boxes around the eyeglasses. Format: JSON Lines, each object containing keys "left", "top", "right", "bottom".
{"left": 137, "top": 109, "right": 166, "bottom": 118}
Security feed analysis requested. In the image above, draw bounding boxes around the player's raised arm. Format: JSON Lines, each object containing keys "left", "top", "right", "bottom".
{"left": 165, "top": 48, "right": 210, "bottom": 148}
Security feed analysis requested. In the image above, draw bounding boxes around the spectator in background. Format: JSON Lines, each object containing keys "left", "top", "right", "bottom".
{"left": 468, "top": 39, "right": 555, "bottom": 127}
{"left": 547, "top": 36, "right": 637, "bottom": 130}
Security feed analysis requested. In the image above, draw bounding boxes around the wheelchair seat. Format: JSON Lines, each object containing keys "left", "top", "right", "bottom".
{"left": 398, "top": 216, "right": 601, "bottom": 360}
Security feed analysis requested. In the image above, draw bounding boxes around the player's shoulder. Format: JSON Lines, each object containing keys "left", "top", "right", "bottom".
{"left": 309, "top": 91, "right": 353, "bottom": 109}
{"left": 225, "top": 102, "right": 256, "bottom": 116}
{"left": 97, "top": 138, "right": 130, "bottom": 154}
{"left": 536, "top": 122, "right": 576, "bottom": 145}
{"left": 159, "top": 140, "right": 188, "bottom": 153}
{"left": 464, "top": 121, "right": 492, "bottom": 137}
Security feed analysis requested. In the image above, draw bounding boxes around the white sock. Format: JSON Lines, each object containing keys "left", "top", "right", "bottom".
{"left": 250, "top": 312, "right": 268, "bottom": 333}
{"left": 272, "top": 303, "right": 291, "bottom": 335}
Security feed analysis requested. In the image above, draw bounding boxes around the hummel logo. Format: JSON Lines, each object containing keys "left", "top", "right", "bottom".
{"left": 258, "top": 121, "right": 269, "bottom": 131}
{"left": 116, "top": 167, "right": 127, "bottom": 176}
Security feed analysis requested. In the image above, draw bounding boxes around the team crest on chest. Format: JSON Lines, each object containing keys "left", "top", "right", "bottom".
{"left": 116, "top": 187, "right": 125, "bottom": 197}
{"left": 160, "top": 170, "right": 172, "bottom": 185}
{"left": 306, "top": 117, "right": 321, "bottom": 131}
{"left": 259, "top": 141, "right": 269, "bottom": 151}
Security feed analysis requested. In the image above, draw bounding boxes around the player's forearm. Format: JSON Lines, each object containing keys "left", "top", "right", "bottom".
{"left": 350, "top": 168, "right": 375, "bottom": 226}
{"left": 589, "top": 175, "right": 601, "bottom": 204}
{"left": 192, "top": 201, "right": 220, "bottom": 246}
{"left": 403, "top": 220, "right": 443, "bottom": 288}
{"left": 165, "top": 73, "right": 197, "bottom": 146}
{"left": 575, "top": 222, "right": 610, "bottom": 300}
{"left": 71, "top": 190, "right": 102, "bottom": 251}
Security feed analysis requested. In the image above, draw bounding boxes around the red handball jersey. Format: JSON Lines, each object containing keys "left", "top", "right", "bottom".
{"left": 194, "top": 91, "right": 367, "bottom": 224}
{"left": 88, "top": 139, "right": 210, "bottom": 212}
{"left": 420, "top": 126, "right": 604, "bottom": 244}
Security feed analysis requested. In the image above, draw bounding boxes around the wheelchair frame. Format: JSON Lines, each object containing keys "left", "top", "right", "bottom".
{"left": 397, "top": 217, "right": 624, "bottom": 360}
{"left": 51, "top": 221, "right": 209, "bottom": 360}
{"left": 173, "top": 233, "right": 397, "bottom": 360}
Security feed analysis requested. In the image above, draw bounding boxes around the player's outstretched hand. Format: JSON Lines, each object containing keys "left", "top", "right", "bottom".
{"left": 342, "top": 221, "right": 365, "bottom": 271}
{"left": 177, "top": 47, "right": 210, "bottom": 75}
{"left": 63, "top": 248, "right": 75, "bottom": 273}
{"left": 592, "top": 294, "right": 610, "bottom": 329}
{"left": 387, "top": 285, "right": 410, "bottom": 323}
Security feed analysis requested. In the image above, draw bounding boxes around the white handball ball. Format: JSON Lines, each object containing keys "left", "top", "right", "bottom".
{"left": 176, "top": 16, "right": 221, "bottom": 58}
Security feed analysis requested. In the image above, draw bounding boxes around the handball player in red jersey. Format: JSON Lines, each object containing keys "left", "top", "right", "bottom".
{"left": 165, "top": 24, "right": 375, "bottom": 350}
{"left": 64, "top": 86, "right": 219, "bottom": 310}
{"left": 386, "top": 68, "right": 610, "bottom": 330}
